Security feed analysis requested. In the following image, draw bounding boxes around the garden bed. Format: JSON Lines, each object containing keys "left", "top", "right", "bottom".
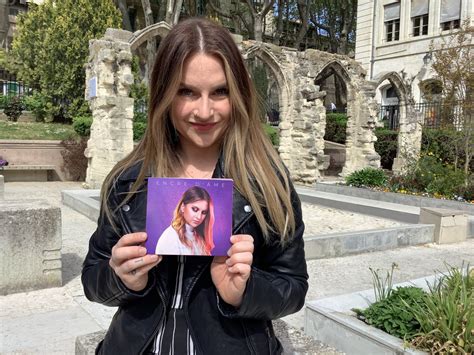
{"left": 315, "top": 182, "right": 474, "bottom": 214}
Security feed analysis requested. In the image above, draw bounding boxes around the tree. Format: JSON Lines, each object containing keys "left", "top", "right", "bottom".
{"left": 429, "top": 20, "right": 473, "bottom": 179}
{"left": 8, "top": 0, "right": 121, "bottom": 122}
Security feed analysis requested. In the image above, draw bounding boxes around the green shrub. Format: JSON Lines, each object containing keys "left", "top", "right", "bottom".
{"left": 406, "top": 264, "right": 473, "bottom": 353}
{"left": 22, "top": 92, "right": 49, "bottom": 122}
{"left": 374, "top": 128, "right": 398, "bottom": 170}
{"left": 3, "top": 96, "right": 23, "bottom": 122}
{"left": 0, "top": 94, "right": 11, "bottom": 109}
{"left": 346, "top": 168, "right": 387, "bottom": 187}
{"left": 354, "top": 286, "right": 427, "bottom": 340}
{"left": 422, "top": 128, "right": 472, "bottom": 172}
{"left": 324, "top": 113, "right": 348, "bottom": 144}
{"left": 134, "top": 111, "right": 147, "bottom": 123}
{"left": 133, "top": 121, "right": 147, "bottom": 141}
{"left": 72, "top": 115, "right": 93, "bottom": 137}
{"left": 262, "top": 123, "right": 279, "bottom": 146}
{"left": 60, "top": 137, "right": 88, "bottom": 181}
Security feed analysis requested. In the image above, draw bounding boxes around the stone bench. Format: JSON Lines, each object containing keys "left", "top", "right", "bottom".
{"left": 0, "top": 164, "right": 61, "bottom": 182}
{"left": 0, "top": 199, "right": 62, "bottom": 295}
{"left": 419, "top": 207, "right": 468, "bottom": 244}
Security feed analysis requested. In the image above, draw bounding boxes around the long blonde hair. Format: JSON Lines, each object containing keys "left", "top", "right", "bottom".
{"left": 101, "top": 17, "right": 295, "bottom": 245}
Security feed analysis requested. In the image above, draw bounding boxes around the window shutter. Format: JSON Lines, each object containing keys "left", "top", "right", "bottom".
{"left": 411, "top": 0, "right": 429, "bottom": 17}
{"left": 440, "top": 0, "right": 461, "bottom": 23}
{"left": 384, "top": 2, "right": 401, "bottom": 22}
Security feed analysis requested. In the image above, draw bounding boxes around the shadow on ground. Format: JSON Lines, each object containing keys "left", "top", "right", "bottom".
{"left": 62, "top": 253, "right": 84, "bottom": 284}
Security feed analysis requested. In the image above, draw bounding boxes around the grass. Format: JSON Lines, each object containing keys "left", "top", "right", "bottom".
{"left": 0, "top": 121, "right": 77, "bottom": 140}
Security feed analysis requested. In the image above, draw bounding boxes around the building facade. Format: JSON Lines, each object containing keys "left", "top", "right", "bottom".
{"left": 355, "top": 0, "right": 473, "bottom": 107}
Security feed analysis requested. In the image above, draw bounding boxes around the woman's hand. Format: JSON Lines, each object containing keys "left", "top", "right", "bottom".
{"left": 210, "top": 234, "right": 254, "bottom": 308}
{"left": 109, "top": 232, "right": 162, "bottom": 292}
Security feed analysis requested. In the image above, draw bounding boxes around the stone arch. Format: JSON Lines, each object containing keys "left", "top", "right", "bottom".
{"left": 314, "top": 60, "right": 358, "bottom": 177}
{"left": 241, "top": 44, "right": 291, "bottom": 124}
{"left": 128, "top": 21, "right": 172, "bottom": 51}
{"left": 374, "top": 71, "right": 422, "bottom": 173}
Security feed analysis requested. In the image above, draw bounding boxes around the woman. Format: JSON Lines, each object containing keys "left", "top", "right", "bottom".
{"left": 82, "top": 17, "right": 308, "bottom": 355}
{"left": 155, "top": 186, "right": 214, "bottom": 255}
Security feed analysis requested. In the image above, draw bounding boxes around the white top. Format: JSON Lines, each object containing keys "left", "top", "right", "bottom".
{"left": 155, "top": 224, "right": 205, "bottom": 255}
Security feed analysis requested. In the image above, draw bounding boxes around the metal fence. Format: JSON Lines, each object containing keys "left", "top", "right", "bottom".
{"left": 0, "top": 68, "right": 32, "bottom": 97}
{"left": 379, "top": 100, "right": 471, "bottom": 131}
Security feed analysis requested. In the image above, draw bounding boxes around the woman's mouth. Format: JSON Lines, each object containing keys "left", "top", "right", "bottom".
{"left": 190, "top": 122, "right": 217, "bottom": 132}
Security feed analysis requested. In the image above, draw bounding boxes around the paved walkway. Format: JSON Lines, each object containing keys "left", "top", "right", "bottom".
{"left": 1, "top": 182, "right": 473, "bottom": 354}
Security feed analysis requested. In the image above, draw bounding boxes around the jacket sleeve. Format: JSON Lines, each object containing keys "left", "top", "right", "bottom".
{"left": 81, "top": 185, "right": 156, "bottom": 307}
{"left": 218, "top": 182, "right": 308, "bottom": 320}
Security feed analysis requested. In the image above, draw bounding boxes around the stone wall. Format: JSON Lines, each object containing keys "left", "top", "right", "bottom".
{"left": 86, "top": 27, "right": 381, "bottom": 187}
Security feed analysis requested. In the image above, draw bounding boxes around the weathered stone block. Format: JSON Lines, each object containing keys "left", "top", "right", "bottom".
{"left": 0, "top": 200, "right": 62, "bottom": 295}
{"left": 419, "top": 207, "right": 467, "bottom": 244}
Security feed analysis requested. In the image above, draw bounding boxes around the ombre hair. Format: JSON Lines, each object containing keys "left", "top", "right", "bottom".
{"left": 171, "top": 186, "right": 214, "bottom": 255}
{"left": 101, "top": 17, "right": 296, "bottom": 245}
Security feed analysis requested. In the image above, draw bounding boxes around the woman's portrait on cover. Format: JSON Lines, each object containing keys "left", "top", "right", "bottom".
{"left": 155, "top": 186, "right": 214, "bottom": 255}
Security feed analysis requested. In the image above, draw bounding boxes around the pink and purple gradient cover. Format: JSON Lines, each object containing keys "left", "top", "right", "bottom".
{"left": 145, "top": 177, "right": 233, "bottom": 256}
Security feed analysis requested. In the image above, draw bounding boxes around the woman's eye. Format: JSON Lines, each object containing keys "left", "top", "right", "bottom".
{"left": 192, "top": 207, "right": 199, "bottom": 212}
{"left": 178, "top": 88, "right": 194, "bottom": 97}
{"left": 202, "top": 210, "right": 208, "bottom": 215}
{"left": 214, "top": 87, "right": 229, "bottom": 97}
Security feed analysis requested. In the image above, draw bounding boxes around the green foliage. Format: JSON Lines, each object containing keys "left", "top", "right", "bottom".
{"left": 389, "top": 154, "right": 467, "bottom": 198}
{"left": 0, "top": 95, "right": 11, "bottom": 110}
{"left": 262, "top": 123, "right": 279, "bottom": 146}
{"left": 22, "top": 92, "right": 49, "bottom": 122}
{"left": 252, "top": 64, "right": 268, "bottom": 103}
{"left": 324, "top": 113, "right": 348, "bottom": 144}
{"left": 9, "top": 0, "right": 121, "bottom": 122}
{"left": 133, "top": 121, "right": 147, "bottom": 141}
{"left": 374, "top": 128, "right": 398, "bottom": 170}
{"left": 72, "top": 116, "right": 93, "bottom": 137}
{"left": 3, "top": 96, "right": 24, "bottom": 122}
{"left": 0, "top": 121, "right": 76, "bottom": 140}
{"left": 369, "top": 263, "right": 398, "bottom": 302}
{"left": 406, "top": 264, "right": 473, "bottom": 353}
{"left": 354, "top": 286, "right": 427, "bottom": 340}
{"left": 345, "top": 168, "right": 387, "bottom": 187}
{"left": 60, "top": 137, "right": 88, "bottom": 181}
{"left": 422, "top": 128, "right": 473, "bottom": 173}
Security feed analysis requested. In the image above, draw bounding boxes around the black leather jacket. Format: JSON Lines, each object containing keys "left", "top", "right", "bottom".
{"left": 82, "top": 159, "right": 308, "bottom": 355}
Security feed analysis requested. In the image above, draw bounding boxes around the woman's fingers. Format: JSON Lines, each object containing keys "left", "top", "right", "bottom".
{"left": 225, "top": 234, "right": 254, "bottom": 274}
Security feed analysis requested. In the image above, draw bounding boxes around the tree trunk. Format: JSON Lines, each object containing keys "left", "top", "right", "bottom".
{"left": 293, "top": 0, "right": 310, "bottom": 49}
{"left": 115, "top": 0, "right": 133, "bottom": 31}
{"left": 141, "top": 0, "right": 156, "bottom": 80}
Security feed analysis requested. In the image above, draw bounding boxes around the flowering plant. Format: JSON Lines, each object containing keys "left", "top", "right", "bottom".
{"left": 0, "top": 156, "right": 8, "bottom": 167}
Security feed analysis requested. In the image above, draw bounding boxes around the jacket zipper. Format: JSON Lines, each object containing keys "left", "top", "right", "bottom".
{"left": 138, "top": 271, "right": 167, "bottom": 354}
{"left": 241, "top": 320, "right": 257, "bottom": 355}
{"left": 183, "top": 260, "right": 212, "bottom": 355}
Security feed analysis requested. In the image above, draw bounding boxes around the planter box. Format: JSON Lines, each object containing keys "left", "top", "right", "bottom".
{"left": 305, "top": 276, "right": 438, "bottom": 355}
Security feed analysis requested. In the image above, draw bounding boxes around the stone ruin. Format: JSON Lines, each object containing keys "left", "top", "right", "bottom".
{"left": 85, "top": 23, "right": 421, "bottom": 188}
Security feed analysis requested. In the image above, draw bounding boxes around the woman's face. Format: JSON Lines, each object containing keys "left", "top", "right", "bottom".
{"left": 182, "top": 199, "right": 209, "bottom": 228}
{"left": 170, "top": 53, "right": 231, "bottom": 153}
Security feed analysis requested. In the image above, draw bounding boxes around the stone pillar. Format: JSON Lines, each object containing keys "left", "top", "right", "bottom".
{"left": 0, "top": 200, "right": 62, "bottom": 295}
{"left": 281, "top": 77, "right": 329, "bottom": 185}
{"left": 84, "top": 29, "right": 134, "bottom": 189}
{"left": 419, "top": 207, "right": 467, "bottom": 244}
{"left": 393, "top": 104, "right": 422, "bottom": 174}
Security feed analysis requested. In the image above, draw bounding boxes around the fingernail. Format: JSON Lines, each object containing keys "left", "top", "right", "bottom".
{"left": 151, "top": 254, "right": 159, "bottom": 261}
{"left": 227, "top": 249, "right": 231, "bottom": 257}
{"left": 141, "top": 247, "right": 147, "bottom": 255}
{"left": 225, "top": 258, "right": 231, "bottom": 266}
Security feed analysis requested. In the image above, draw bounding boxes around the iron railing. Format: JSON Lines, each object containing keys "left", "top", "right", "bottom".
{"left": 379, "top": 100, "right": 472, "bottom": 131}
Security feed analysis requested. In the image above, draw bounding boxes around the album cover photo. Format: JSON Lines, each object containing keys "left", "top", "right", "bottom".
{"left": 145, "top": 178, "right": 233, "bottom": 256}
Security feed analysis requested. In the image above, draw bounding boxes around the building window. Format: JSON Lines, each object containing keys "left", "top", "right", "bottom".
{"left": 386, "top": 20, "right": 400, "bottom": 42}
{"left": 413, "top": 14, "right": 428, "bottom": 36}
{"left": 440, "top": 0, "right": 461, "bottom": 31}
{"left": 384, "top": 2, "right": 400, "bottom": 42}
{"left": 441, "top": 19, "right": 460, "bottom": 31}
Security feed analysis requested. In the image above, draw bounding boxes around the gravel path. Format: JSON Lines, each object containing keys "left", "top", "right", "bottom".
{"left": 302, "top": 202, "right": 404, "bottom": 235}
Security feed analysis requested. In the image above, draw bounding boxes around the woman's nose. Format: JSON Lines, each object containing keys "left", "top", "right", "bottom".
{"left": 195, "top": 97, "right": 213, "bottom": 120}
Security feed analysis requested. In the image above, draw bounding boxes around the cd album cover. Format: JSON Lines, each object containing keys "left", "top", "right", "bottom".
{"left": 145, "top": 178, "right": 233, "bottom": 256}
